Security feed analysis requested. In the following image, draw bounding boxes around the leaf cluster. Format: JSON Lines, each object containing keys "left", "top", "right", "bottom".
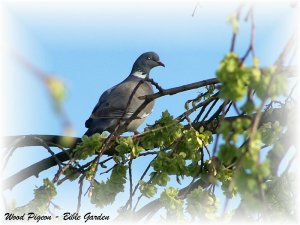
{"left": 90, "top": 164, "right": 128, "bottom": 208}
{"left": 12, "top": 178, "right": 57, "bottom": 215}
{"left": 138, "top": 111, "right": 213, "bottom": 198}
{"left": 74, "top": 133, "right": 105, "bottom": 160}
{"left": 217, "top": 53, "right": 287, "bottom": 102}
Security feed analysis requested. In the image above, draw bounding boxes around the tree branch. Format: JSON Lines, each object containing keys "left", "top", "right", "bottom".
{"left": 1, "top": 106, "right": 291, "bottom": 191}
{"left": 140, "top": 78, "right": 219, "bottom": 101}
{"left": 1, "top": 135, "right": 80, "bottom": 149}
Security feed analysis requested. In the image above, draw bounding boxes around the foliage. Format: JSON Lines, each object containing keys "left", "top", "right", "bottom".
{"left": 186, "top": 186, "right": 218, "bottom": 219}
{"left": 90, "top": 165, "right": 128, "bottom": 208}
{"left": 141, "top": 111, "right": 183, "bottom": 149}
{"left": 139, "top": 111, "right": 212, "bottom": 194}
{"left": 139, "top": 181, "right": 157, "bottom": 198}
{"left": 216, "top": 54, "right": 287, "bottom": 102}
{"left": 12, "top": 179, "right": 57, "bottom": 215}
{"left": 228, "top": 12, "right": 239, "bottom": 34}
{"left": 160, "top": 187, "right": 183, "bottom": 220}
{"left": 214, "top": 54, "right": 292, "bottom": 220}
{"left": 74, "top": 133, "right": 105, "bottom": 159}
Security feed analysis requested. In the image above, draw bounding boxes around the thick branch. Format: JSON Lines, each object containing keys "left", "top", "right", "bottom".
{"left": 140, "top": 78, "right": 219, "bottom": 101}
{"left": 1, "top": 135, "right": 80, "bottom": 149}
{"left": 2, "top": 150, "right": 71, "bottom": 191}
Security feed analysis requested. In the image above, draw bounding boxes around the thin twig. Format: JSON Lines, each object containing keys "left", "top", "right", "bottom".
{"left": 177, "top": 92, "right": 219, "bottom": 123}
{"left": 138, "top": 151, "right": 159, "bottom": 157}
{"left": 192, "top": 2, "right": 200, "bottom": 17}
{"left": 241, "top": 5, "right": 256, "bottom": 64}
{"left": 12, "top": 51, "right": 73, "bottom": 136}
{"left": 99, "top": 156, "right": 113, "bottom": 168}
{"left": 199, "top": 98, "right": 220, "bottom": 122}
{"left": 133, "top": 194, "right": 143, "bottom": 212}
{"left": 230, "top": 4, "right": 244, "bottom": 52}
{"left": 212, "top": 134, "right": 220, "bottom": 156}
{"left": 203, "top": 144, "right": 211, "bottom": 159}
{"left": 34, "top": 137, "right": 64, "bottom": 169}
{"left": 89, "top": 79, "right": 146, "bottom": 194}
{"left": 128, "top": 159, "right": 133, "bottom": 210}
{"left": 76, "top": 175, "right": 85, "bottom": 213}
{"left": 200, "top": 147, "right": 204, "bottom": 173}
{"left": 99, "top": 164, "right": 118, "bottom": 175}
{"left": 275, "top": 33, "right": 296, "bottom": 67}
{"left": 221, "top": 197, "right": 230, "bottom": 218}
{"left": 52, "top": 158, "right": 75, "bottom": 183}
{"left": 124, "top": 156, "right": 157, "bottom": 210}
{"left": 3, "top": 135, "right": 26, "bottom": 159}
{"left": 233, "top": 102, "right": 242, "bottom": 115}
{"left": 145, "top": 78, "right": 164, "bottom": 93}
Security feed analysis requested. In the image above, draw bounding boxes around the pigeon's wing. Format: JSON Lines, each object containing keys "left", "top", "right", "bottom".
{"left": 85, "top": 81, "right": 138, "bottom": 128}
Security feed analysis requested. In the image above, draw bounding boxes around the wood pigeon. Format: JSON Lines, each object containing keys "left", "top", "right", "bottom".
{"left": 84, "top": 52, "right": 165, "bottom": 136}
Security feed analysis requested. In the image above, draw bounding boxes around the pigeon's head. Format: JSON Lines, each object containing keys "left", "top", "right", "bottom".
{"left": 131, "top": 52, "right": 165, "bottom": 77}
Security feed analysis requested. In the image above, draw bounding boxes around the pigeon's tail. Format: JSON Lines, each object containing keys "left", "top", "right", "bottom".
{"left": 84, "top": 118, "right": 117, "bottom": 136}
{"left": 84, "top": 128, "right": 98, "bottom": 137}
{"left": 84, "top": 125, "right": 107, "bottom": 136}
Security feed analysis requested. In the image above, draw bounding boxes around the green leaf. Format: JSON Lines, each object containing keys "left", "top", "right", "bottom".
{"left": 160, "top": 187, "right": 183, "bottom": 219}
{"left": 63, "top": 166, "right": 80, "bottom": 181}
{"left": 241, "top": 100, "right": 256, "bottom": 114}
{"left": 142, "top": 111, "right": 183, "bottom": 149}
{"left": 90, "top": 165, "right": 128, "bottom": 208}
{"left": 115, "top": 137, "right": 134, "bottom": 154}
{"left": 251, "top": 68, "right": 261, "bottom": 81}
{"left": 228, "top": 13, "right": 239, "bottom": 33}
{"left": 86, "top": 161, "right": 98, "bottom": 181}
{"left": 218, "top": 144, "right": 240, "bottom": 166}
{"left": 12, "top": 178, "right": 57, "bottom": 215}
{"left": 253, "top": 57, "right": 260, "bottom": 68}
{"left": 139, "top": 181, "right": 157, "bottom": 198}
{"left": 74, "top": 134, "right": 103, "bottom": 160}
{"left": 216, "top": 53, "right": 250, "bottom": 101}
{"left": 227, "top": 58, "right": 237, "bottom": 72}
{"left": 259, "top": 121, "right": 282, "bottom": 145}
{"left": 186, "top": 186, "right": 218, "bottom": 219}
{"left": 152, "top": 172, "right": 170, "bottom": 186}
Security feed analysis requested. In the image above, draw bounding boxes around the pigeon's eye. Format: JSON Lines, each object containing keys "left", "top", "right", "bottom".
{"left": 147, "top": 57, "right": 152, "bottom": 60}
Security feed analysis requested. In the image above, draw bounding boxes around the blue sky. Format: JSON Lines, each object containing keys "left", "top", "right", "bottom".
{"left": 1, "top": 0, "right": 297, "bottom": 220}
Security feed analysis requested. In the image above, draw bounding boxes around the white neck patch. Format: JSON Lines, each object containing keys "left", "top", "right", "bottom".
{"left": 132, "top": 71, "right": 147, "bottom": 79}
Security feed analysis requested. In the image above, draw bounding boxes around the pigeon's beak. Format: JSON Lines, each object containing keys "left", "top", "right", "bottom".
{"left": 157, "top": 61, "right": 165, "bottom": 67}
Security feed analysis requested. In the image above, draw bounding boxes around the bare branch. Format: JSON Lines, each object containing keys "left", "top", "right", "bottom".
{"left": 241, "top": 5, "right": 256, "bottom": 63}
{"left": 140, "top": 78, "right": 219, "bottom": 101}
{"left": 12, "top": 51, "right": 74, "bottom": 135}
{"left": 76, "top": 175, "right": 85, "bottom": 213}
{"left": 128, "top": 159, "right": 133, "bottom": 210}
{"left": 191, "top": 2, "right": 200, "bottom": 17}
{"left": 1, "top": 135, "right": 80, "bottom": 149}
{"left": 230, "top": 4, "right": 244, "bottom": 52}
{"left": 275, "top": 33, "right": 296, "bottom": 67}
